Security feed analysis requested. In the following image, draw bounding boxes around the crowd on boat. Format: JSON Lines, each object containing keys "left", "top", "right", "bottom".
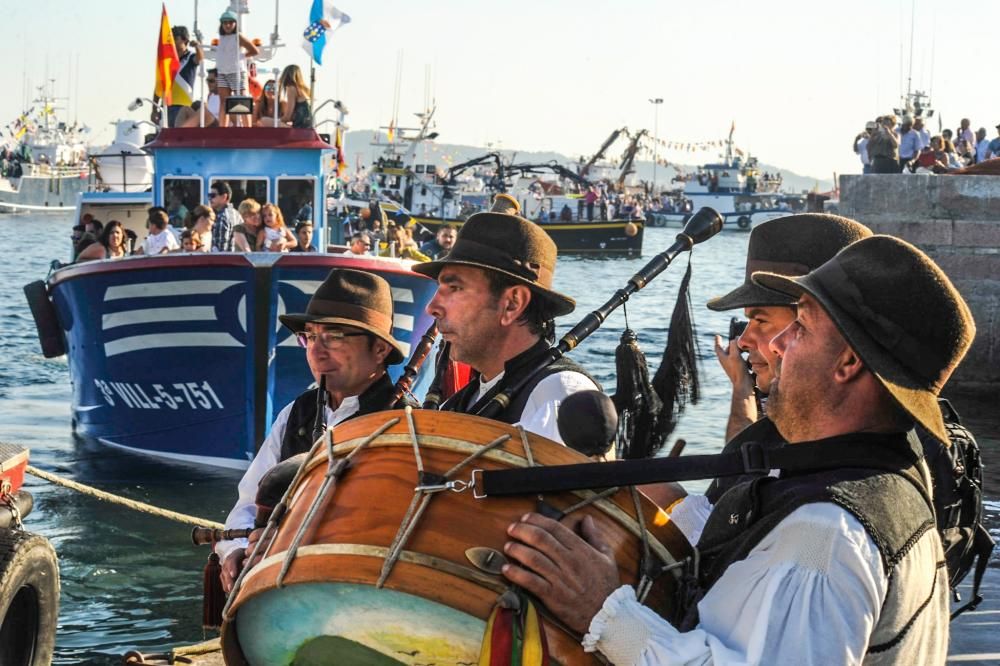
{"left": 153, "top": 18, "right": 315, "bottom": 130}
{"left": 854, "top": 114, "right": 1000, "bottom": 174}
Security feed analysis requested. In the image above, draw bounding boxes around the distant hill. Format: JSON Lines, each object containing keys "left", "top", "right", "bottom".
{"left": 341, "top": 129, "right": 833, "bottom": 193}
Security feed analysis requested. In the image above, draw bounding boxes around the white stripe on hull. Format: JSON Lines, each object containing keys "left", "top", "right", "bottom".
{"left": 105, "top": 332, "right": 242, "bottom": 357}
{"left": 105, "top": 280, "right": 241, "bottom": 300}
{"left": 102, "top": 306, "right": 218, "bottom": 330}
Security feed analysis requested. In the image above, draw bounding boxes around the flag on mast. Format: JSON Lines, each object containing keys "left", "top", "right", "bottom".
{"left": 302, "top": 0, "right": 351, "bottom": 65}
{"left": 154, "top": 3, "right": 181, "bottom": 106}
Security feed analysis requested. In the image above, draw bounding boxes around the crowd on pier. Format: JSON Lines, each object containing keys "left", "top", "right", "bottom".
{"left": 854, "top": 114, "right": 1000, "bottom": 174}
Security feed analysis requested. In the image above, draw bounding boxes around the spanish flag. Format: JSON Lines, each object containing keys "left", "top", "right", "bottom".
{"left": 154, "top": 3, "right": 180, "bottom": 107}
{"left": 335, "top": 127, "right": 348, "bottom": 176}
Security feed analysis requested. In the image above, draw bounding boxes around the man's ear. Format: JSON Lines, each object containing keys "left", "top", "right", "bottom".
{"left": 372, "top": 337, "right": 392, "bottom": 364}
{"left": 499, "top": 285, "right": 532, "bottom": 326}
{"left": 833, "top": 344, "right": 866, "bottom": 384}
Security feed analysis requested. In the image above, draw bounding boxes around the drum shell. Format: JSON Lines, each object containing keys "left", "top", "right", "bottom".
{"left": 222, "top": 410, "right": 691, "bottom": 665}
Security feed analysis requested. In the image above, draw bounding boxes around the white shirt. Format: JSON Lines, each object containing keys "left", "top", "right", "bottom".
{"left": 472, "top": 369, "right": 600, "bottom": 445}
{"left": 857, "top": 136, "right": 870, "bottom": 166}
{"left": 976, "top": 138, "right": 990, "bottom": 163}
{"left": 584, "top": 503, "right": 901, "bottom": 665}
{"left": 216, "top": 395, "right": 359, "bottom": 564}
{"left": 142, "top": 228, "right": 180, "bottom": 255}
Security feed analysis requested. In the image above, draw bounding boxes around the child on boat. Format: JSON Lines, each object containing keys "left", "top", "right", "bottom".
{"left": 215, "top": 10, "right": 259, "bottom": 127}
{"left": 256, "top": 203, "right": 296, "bottom": 252}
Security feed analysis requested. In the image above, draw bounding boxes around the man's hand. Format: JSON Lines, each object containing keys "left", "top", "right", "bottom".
{"left": 502, "top": 513, "right": 621, "bottom": 635}
{"left": 220, "top": 547, "right": 246, "bottom": 594}
{"left": 220, "top": 528, "right": 272, "bottom": 593}
{"left": 714, "top": 335, "right": 754, "bottom": 392}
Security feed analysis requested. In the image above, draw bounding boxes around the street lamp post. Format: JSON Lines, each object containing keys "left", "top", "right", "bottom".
{"left": 649, "top": 98, "right": 663, "bottom": 195}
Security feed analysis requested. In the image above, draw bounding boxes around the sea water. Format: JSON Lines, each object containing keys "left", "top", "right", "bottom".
{"left": 0, "top": 214, "right": 995, "bottom": 663}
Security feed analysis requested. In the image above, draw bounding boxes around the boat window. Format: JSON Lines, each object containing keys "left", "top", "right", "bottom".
{"left": 209, "top": 178, "right": 268, "bottom": 210}
{"left": 276, "top": 177, "right": 316, "bottom": 224}
{"left": 162, "top": 177, "right": 202, "bottom": 228}
{"left": 415, "top": 165, "right": 425, "bottom": 174}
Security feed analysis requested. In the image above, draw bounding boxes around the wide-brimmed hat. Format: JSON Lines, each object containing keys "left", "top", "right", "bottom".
{"left": 752, "top": 235, "right": 975, "bottom": 444}
{"left": 279, "top": 269, "right": 405, "bottom": 365}
{"left": 412, "top": 194, "right": 575, "bottom": 316}
{"left": 707, "top": 214, "right": 872, "bottom": 311}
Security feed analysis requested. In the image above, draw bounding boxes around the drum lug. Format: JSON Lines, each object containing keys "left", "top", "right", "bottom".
{"left": 465, "top": 546, "right": 509, "bottom": 575}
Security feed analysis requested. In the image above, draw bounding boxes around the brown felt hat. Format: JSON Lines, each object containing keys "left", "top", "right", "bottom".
{"left": 707, "top": 213, "right": 873, "bottom": 311}
{"left": 412, "top": 194, "right": 575, "bottom": 316}
{"left": 752, "top": 235, "right": 975, "bottom": 444}
{"left": 279, "top": 268, "right": 405, "bottom": 365}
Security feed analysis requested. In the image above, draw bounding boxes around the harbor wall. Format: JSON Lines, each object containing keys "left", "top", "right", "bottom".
{"left": 838, "top": 174, "right": 1000, "bottom": 400}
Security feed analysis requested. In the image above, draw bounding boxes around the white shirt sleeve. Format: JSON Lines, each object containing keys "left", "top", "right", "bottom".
{"left": 583, "top": 503, "right": 887, "bottom": 666}
{"left": 515, "top": 370, "right": 600, "bottom": 444}
{"left": 214, "top": 395, "right": 357, "bottom": 564}
{"left": 214, "top": 403, "right": 295, "bottom": 565}
{"left": 667, "top": 494, "right": 714, "bottom": 545}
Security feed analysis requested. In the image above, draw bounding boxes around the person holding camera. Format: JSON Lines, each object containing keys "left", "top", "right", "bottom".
{"left": 667, "top": 214, "right": 872, "bottom": 545}
{"left": 866, "top": 115, "right": 901, "bottom": 174}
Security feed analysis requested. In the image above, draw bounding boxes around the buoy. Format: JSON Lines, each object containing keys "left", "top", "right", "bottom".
{"left": 23, "top": 281, "right": 65, "bottom": 358}
{"left": 624, "top": 222, "right": 639, "bottom": 237}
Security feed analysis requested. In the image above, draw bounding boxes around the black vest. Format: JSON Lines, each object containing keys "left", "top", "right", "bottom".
{"left": 279, "top": 373, "right": 400, "bottom": 461}
{"left": 704, "top": 417, "right": 785, "bottom": 504}
{"left": 439, "top": 340, "right": 597, "bottom": 425}
{"left": 678, "top": 432, "right": 937, "bottom": 640}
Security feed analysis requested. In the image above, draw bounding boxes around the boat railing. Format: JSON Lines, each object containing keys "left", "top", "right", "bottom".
{"left": 20, "top": 162, "right": 89, "bottom": 179}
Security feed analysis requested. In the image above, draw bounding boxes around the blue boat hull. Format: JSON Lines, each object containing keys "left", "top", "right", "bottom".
{"left": 48, "top": 253, "right": 438, "bottom": 468}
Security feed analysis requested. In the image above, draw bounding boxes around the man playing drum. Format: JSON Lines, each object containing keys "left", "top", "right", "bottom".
{"left": 412, "top": 194, "right": 599, "bottom": 443}
{"left": 217, "top": 268, "right": 409, "bottom": 591}
{"left": 502, "top": 236, "right": 971, "bottom": 664}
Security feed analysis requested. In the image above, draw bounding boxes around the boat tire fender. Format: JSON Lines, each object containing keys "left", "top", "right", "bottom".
{"left": 23, "top": 281, "right": 65, "bottom": 359}
{"left": 0, "top": 529, "right": 60, "bottom": 666}
{"left": 736, "top": 215, "right": 751, "bottom": 230}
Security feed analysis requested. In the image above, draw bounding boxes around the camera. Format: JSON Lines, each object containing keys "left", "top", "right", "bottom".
{"left": 728, "top": 317, "right": 748, "bottom": 342}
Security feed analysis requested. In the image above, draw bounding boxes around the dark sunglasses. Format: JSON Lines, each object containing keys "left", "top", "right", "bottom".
{"left": 208, "top": 192, "right": 220, "bottom": 198}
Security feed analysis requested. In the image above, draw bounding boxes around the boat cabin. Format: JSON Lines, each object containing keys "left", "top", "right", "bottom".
{"left": 144, "top": 127, "right": 336, "bottom": 247}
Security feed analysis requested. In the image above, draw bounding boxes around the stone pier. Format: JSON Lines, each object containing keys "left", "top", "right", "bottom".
{"left": 838, "top": 174, "right": 999, "bottom": 401}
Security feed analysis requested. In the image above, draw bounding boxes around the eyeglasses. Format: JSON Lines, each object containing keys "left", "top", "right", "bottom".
{"left": 296, "top": 330, "right": 368, "bottom": 349}
{"left": 206, "top": 79, "right": 217, "bottom": 84}
{"left": 208, "top": 192, "right": 220, "bottom": 199}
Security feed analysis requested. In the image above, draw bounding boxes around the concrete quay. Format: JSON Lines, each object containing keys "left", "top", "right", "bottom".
{"left": 839, "top": 174, "right": 1000, "bottom": 401}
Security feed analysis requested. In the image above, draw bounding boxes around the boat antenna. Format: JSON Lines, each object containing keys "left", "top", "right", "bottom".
{"left": 272, "top": 0, "right": 281, "bottom": 45}
{"left": 905, "top": 0, "right": 915, "bottom": 104}
{"left": 192, "top": 0, "right": 201, "bottom": 42}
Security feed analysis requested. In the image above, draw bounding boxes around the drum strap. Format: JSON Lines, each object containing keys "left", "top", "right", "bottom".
{"left": 477, "top": 434, "right": 923, "bottom": 497}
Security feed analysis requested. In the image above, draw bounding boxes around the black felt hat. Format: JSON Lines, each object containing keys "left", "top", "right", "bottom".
{"left": 707, "top": 214, "right": 873, "bottom": 311}
{"left": 279, "top": 268, "right": 405, "bottom": 365}
{"left": 753, "top": 235, "right": 975, "bottom": 444}
{"left": 412, "top": 194, "right": 575, "bottom": 316}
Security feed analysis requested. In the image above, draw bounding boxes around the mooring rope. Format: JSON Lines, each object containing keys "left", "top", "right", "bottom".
{"left": 26, "top": 465, "right": 224, "bottom": 530}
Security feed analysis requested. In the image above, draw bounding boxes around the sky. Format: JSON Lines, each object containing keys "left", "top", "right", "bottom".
{"left": 2, "top": 0, "right": 998, "bottom": 181}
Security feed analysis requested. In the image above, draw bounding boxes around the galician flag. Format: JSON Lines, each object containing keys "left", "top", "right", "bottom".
{"left": 154, "top": 3, "right": 181, "bottom": 106}
{"left": 302, "top": 0, "right": 351, "bottom": 65}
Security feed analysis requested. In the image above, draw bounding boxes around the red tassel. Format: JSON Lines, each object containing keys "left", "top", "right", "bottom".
{"left": 202, "top": 551, "right": 225, "bottom": 630}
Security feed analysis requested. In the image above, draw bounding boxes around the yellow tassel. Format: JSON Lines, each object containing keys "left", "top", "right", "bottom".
{"left": 479, "top": 605, "right": 499, "bottom": 666}
{"left": 521, "top": 601, "right": 544, "bottom": 666}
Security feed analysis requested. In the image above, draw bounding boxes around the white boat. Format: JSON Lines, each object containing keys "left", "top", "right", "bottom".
{"left": 647, "top": 133, "right": 794, "bottom": 231}
{"left": 0, "top": 84, "right": 92, "bottom": 213}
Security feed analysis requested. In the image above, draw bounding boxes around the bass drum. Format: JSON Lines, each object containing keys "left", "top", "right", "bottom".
{"left": 222, "top": 410, "right": 691, "bottom": 665}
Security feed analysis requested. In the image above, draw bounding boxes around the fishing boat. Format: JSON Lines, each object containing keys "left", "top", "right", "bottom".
{"left": 26, "top": 125, "right": 437, "bottom": 470}
{"left": 0, "top": 84, "right": 91, "bottom": 214}
{"left": 353, "top": 111, "right": 644, "bottom": 255}
{"left": 646, "top": 130, "right": 793, "bottom": 231}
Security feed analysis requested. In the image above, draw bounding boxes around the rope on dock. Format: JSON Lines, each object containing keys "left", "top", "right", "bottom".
{"left": 26, "top": 465, "right": 224, "bottom": 530}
